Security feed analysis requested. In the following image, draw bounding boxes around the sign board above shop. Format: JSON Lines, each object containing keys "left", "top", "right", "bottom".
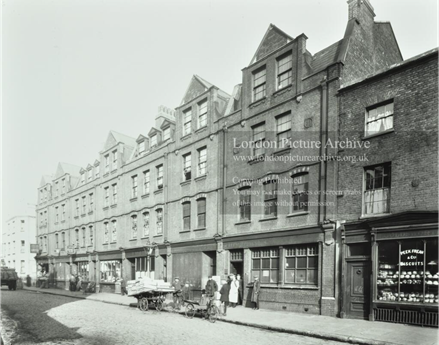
{"left": 400, "top": 248, "right": 424, "bottom": 267}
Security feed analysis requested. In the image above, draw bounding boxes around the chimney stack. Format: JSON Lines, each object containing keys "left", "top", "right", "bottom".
{"left": 347, "top": 0, "right": 375, "bottom": 23}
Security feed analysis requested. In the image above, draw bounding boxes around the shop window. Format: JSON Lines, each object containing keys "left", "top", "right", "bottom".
{"left": 238, "top": 187, "right": 251, "bottom": 221}
{"left": 364, "top": 163, "right": 391, "bottom": 215}
{"left": 285, "top": 245, "right": 318, "bottom": 285}
{"left": 377, "top": 238, "right": 438, "bottom": 304}
{"left": 263, "top": 180, "right": 277, "bottom": 217}
{"left": 100, "top": 260, "right": 121, "bottom": 283}
{"left": 252, "top": 248, "right": 279, "bottom": 284}
{"left": 292, "top": 173, "right": 309, "bottom": 212}
{"left": 78, "top": 261, "right": 89, "bottom": 281}
{"left": 365, "top": 101, "right": 394, "bottom": 136}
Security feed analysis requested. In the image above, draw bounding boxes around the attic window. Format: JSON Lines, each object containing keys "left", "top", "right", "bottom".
{"left": 163, "top": 127, "right": 171, "bottom": 141}
{"left": 150, "top": 134, "right": 157, "bottom": 147}
{"left": 139, "top": 141, "right": 145, "bottom": 153}
{"left": 198, "top": 100, "right": 207, "bottom": 128}
{"left": 253, "top": 67, "right": 266, "bottom": 101}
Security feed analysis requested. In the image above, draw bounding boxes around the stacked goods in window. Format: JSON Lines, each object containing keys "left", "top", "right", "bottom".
{"left": 424, "top": 261, "right": 439, "bottom": 304}
{"left": 377, "top": 263, "right": 398, "bottom": 301}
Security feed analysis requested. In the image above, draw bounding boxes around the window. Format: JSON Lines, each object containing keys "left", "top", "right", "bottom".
{"left": 82, "top": 196, "right": 86, "bottom": 214}
{"left": 75, "top": 199, "right": 79, "bottom": 216}
{"left": 139, "top": 141, "right": 145, "bottom": 153}
{"left": 112, "top": 184, "right": 118, "bottom": 204}
{"left": 95, "top": 165, "right": 100, "bottom": 179}
{"left": 143, "top": 212, "right": 150, "bottom": 237}
{"left": 252, "top": 123, "right": 265, "bottom": 156}
{"left": 183, "top": 202, "right": 191, "bottom": 230}
{"left": 56, "top": 181, "right": 59, "bottom": 195}
{"left": 150, "top": 134, "right": 157, "bottom": 148}
{"left": 252, "top": 248, "right": 279, "bottom": 283}
{"left": 62, "top": 179, "right": 66, "bottom": 194}
{"left": 21, "top": 240, "right": 25, "bottom": 253}
{"left": 55, "top": 233, "right": 59, "bottom": 249}
{"left": 238, "top": 187, "right": 251, "bottom": 221}
{"left": 89, "top": 226, "right": 93, "bottom": 247}
{"left": 75, "top": 229, "right": 79, "bottom": 247}
{"left": 87, "top": 169, "right": 92, "bottom": 181}
{"left": 276, "top": 113, "right": 291, "bottom": 148}
{"left": 157, "top": 165, "right": 163, "bottom": 189}
{"left": 198, "top": 147, "right": 207, "bottom": 176}
{"left": 365, "top": 101, "right": 394, "bottom": 136}
{"left": 156, "top": 209, "right": 163, "bottom": 234}
{"left": 61, "top": 232, "right": 65, "bottom": 249}
{"left": 183, "top": 108, "right": 192, "bottom": 136}
{"left": 21, "top": 260, "right": 25, "bottom": 274}
{"left": 197, "top": 198, "right": 206, "bottom": 228}
{"left": 78, "top": 261, "right": 90, "bottom": 281}
{"left": 277, "top": 53, "right": 293, "bottom": 89}
{"left": 292, "top": 174, "right": 309, "bottom": 212}
{"left": 89, "top": 193, "right": 94, "bottom": 212}
{"left": 364, "top": 163, "right": 391, "bottom": 215}
{"left": 143, "top": 170, "right": 150, "bottom": 194}
{"left": 253, "top": 67, "right": 266, "bottom": 101}
{"left": 131, "top": 215, "right": 137, "bottom": 239}
{"left": 163, "top": 127, "right": 171, "bottom": 141}
{"left": 111, "top": 220, "right": 117, "bottom": 242}
{"left": 112, "top": 150, "right": 117, "bottom": 170}
{"left": 183, "top": 153, "right": 192, "bottom": 180}
{"left": 82, "top": 227, "right": 86, "bottom": 247}
{"left": 104, "top": 223, "right": 109, "bottom": 244}
{"left": 135, "top": 257, "right": 148, "bottom": 279}
{"left": 198, "top": 100, "right": 207, "bottom": 128}
{"left": 61, "top": 204, "right": 65, "bottom": 221}
{"left": 100, "top": 260, "right": 121, "bottom": 283}
{"left": 132, "top": 175, "right": 138, "bottom": 198}
{"left": 104, "top": 187, "right": 109, "bottom": 207}
{"left": 55, "top": 207, "right": 59, "bottom": 223}
{"left": 81, "top": 174, "right": 85, "bottom": 184}
{"left": 105, "top": 154, "right": 110, "bottom": 174}
{"left": 285, "top": 245, "right": 318, "bottom": 285}
{"left": 263, "top": 181, "right": 278, "bottom": 217}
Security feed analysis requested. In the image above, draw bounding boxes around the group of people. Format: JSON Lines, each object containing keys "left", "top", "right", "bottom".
{"left": 171, "top": 273, "right": 261, "bottom": 317}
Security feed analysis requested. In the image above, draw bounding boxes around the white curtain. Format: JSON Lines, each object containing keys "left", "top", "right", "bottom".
{"left": 364, "top": 188, "right": 389, "bottom": 214}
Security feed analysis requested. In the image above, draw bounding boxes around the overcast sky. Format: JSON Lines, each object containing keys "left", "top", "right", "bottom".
{"left": 2, "top": 0, "right": 437, "bottom": 221}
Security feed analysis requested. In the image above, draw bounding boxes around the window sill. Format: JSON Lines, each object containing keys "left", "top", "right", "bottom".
{"left": 129, "top": 238, "right": 137, "bottom": 241}
{"left": 248, "top": 155, "right": 265, "bottom": 165}
{"left": 193, "top": 227, "right": 206, "bottom": 232}
{"left": 272, "top": 148, "right": 291, "bottom": 156}
{"left": 273, "top": 84, "right": 293, "bottom": 97}
{"left": 103, "top": 173, "right": 109, "bottom": 178}
{"left": 249, "top": 97, "right": 267, "bottom": 108}
{"left": 259, "top": 216, "right": 277, "bottom": 222}
{"left": 287, "top": 211, "right": 309, "bottom": 218}
{"left": 54, "top": 222, "right": 59, "bottom": 225}
{"left": 153, "top": 234, "right": 163, "bottom": 238}
{"left": 235, "top": 220, "right": 251, "bottom": 225}
{"left": 130, "top": 197, "right": 138, "bottom": 202}
{"left": 111, "top": 204, "right": 117, "bottom": 209}
{"left": 88, "top": 211, "right": 94, "bottom": 215}
{"left": 179, "top": 230, "right": 191, "bottom": 234}
{"left": 141, "top": 193, "right": 150, "bottom": 199}
{"left": 180, "top": 180, "right": 191, "bottom": 186}
{"left": 111, "top": 169, "right": 117, "bottom": 174}
{"left": 103, "top": 243, "right": 109, "bottom": 245}
{"left": 362, "top": 129, "right": 394, "bottom": 140}
{"left": 154, "top": 189, "right": 164, "bottom": 195}
{"left": 81, "top": 214, "right": 86, "bottom": 218}
{"left": 61, "top": 220, "right": 66, "bottom": 224}
{"left": 110, "top": 241, "right": 117, "bottom": 244}
{"left": 103, "top": 206, "right": 109, "bottom": 211}
{"left": 194, "top": 175, "right": 207, "bottom": 182}
{"left": 181, "top": 133, "right": 192, "bottom": 141}
{"left": 359, "top": 213, "right": 391, "bottom": 220}
{"left": 195, "top": 126, "right": 207, "bottom": 134}
{"left": 140, "top": 236, "right": 150, "bottom": 240}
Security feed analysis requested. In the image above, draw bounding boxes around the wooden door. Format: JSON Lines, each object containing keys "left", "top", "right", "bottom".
{"left": 345, "top": 261, "right": 370, "bottom": 319}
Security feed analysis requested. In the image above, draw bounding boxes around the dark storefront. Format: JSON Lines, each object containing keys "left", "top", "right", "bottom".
{"left": 341, "top": 211, "right": 438, "bottom": 327}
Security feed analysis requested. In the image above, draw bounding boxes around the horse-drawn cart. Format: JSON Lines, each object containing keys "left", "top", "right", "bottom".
{"left": 127, "top": 277, "right": 174, "bottom": 312}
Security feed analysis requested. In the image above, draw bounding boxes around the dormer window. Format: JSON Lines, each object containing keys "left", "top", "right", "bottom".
{"left": 150, "top": 135, "right": 157, "bottom": 148}
{"left": 112, "top": 150, "right": 117, "bottom": 171}
{"left": 62, "top": 179, "right": 66, "bottom": 194}
{"left": 139, "top": 141, "right": 145, "bottom": 153}
{"left": 163, "top": 127, "right": 171, "bottom": 141}
{"left": 87, "top": 169, "right": 92, "bottom": 181}
{"left": 81, "top": 174, "right": 85, "bottom": 184}
{"left": 95, "top": 165, "right": 100, "bottom": 179}
{"left": 198, "top": 100, "right": 207, "bottom": 128}
{"left": 105, "top": 154, "right": 110, "bottom": 174}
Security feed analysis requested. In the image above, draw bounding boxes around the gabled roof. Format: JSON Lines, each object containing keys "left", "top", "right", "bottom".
{"left": 224, "top": 84, "right": 242, "bottom": 116}
{"left": 102, "top": 130, "right": 137, "bottom": 152}
{"left": 40, "top": 175, "right": 53, "bottom": 187}
{"left": 148, "top": 127, "right": 161, "bottom": 137}
{"left": 86, "top": 164, "right": 93, "bottom": 170}
{"left": 94, "top": 159, "right": 100, "bottom": 167}
{"left": 180, "top": 75, "right": 230, "bottom": 106}
{"left": 136, "top": 134, "right": 148, "bottom": 143}
{"left": 249, "top": 24, "right": 294, "bottom": 65}
{"left": 160, "top": 119, "right": 175, "bottom": 130}
{"left": 54, "top": 162, "right": 81, "bottom": 180}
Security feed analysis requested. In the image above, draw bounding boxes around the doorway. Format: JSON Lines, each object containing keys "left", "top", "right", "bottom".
{"left": 345, "top": 261, "right": 370, "bottom": 319}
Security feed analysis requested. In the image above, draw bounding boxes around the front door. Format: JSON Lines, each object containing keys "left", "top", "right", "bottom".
{"left": 345, "top": 261, "right": 370, "bottom": 319}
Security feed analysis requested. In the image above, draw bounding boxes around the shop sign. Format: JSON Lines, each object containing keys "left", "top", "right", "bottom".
{"left": 400, "top": 248, "right": 424, "bottom": 267}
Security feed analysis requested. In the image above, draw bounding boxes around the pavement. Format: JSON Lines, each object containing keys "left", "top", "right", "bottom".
{"left": 22, "top": 286, "right": 438, "bottom": 345}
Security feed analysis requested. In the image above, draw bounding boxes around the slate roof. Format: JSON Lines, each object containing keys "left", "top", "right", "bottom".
{"left": 110, "top": 130, "right": 137, "bottom": 148}
{"left": 311, "top": 39, "right": 344, "bottom": 72}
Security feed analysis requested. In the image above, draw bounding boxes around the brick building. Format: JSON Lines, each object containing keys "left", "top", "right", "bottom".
{"left": 33, "top": 0, "right": 436, "bottom": 320}
{"left": 338, "top": 49, "right": 438, "bottom": 326}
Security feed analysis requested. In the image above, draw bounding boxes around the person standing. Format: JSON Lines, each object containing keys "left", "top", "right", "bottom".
{"left": 228, "top": 274, "right": 239, "bottom": 307}
{"left": 69, "top": 274, "right": 76, "bottom": 292}
{"left": 120, "top": 277, "right": 128, "bottom": 296}
{"left": 205, "top": 276, "right": 218, "bottom": 299}
{"left": 236, "top": 274, "right": 243, "bottom": 305}
{"left": 219, "top": 279, "right": 230, "bottom": 316}
{"left": 251, "top": 276, "right": 260, "bottom": 310}
{"left": 171, "top": 277, "right": 183, "bottom": 310}
{"left": 76, "top": 275, "right": 83, "bottom": 292}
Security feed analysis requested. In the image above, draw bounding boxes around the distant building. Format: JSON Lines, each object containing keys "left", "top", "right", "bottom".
{"left": 2, "top": 216, "right": 37, "bottom": 280}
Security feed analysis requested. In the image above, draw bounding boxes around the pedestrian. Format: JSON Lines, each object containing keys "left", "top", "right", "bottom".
{"left": 251, "top": 276, "right": 260, "bottom": 310}
{"left": 40, "top": 270, "right": 48, "bottom": 289}
{"left": 182, "top": 281, "right": 191, "bottom": 301}
{"left": 219, "top": 279, "right": 230, "bottom": 316}
{"left": 76, "top": 275, "right": 83, "bottom": 292}
{"left": 171, "top": 277, "right": 183, "bottom": 310}
{"left": 26, "top": 275, "right": 32, "bottom": 287}
{"left": 228, "top": 274, "right": 239, "bottom": 307}
{"left": 205, "top": 276, "right": 218, "bottom": 299}
{"left": 69, "top": 274, "right": 76, "bottom": 292}
{"left": 236, "top": 274, "right": 243, "bottom": 305}
{"left": 120, "top": 277, "right": 128, "bottom": 296}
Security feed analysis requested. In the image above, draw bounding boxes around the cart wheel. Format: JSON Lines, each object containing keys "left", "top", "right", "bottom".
{"left": 208, "top": 305, "right": 218, "bottom": 323}
{"left": 185, "top": 303, "right": 195, "bottom": 319}
{"left": 155, "top": 297, "right": 164, "bottom": 311}
{"left": 139, "top": 297, "right": 149, "bottom": 311}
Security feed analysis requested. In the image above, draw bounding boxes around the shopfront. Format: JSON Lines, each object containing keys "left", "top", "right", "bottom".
{"left": 342, "top": 211, "right": 438, "bottom": 327}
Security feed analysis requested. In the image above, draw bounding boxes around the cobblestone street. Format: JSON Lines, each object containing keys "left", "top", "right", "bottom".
{"left": 1, "top": 290, "right": 346, "bottom": 345}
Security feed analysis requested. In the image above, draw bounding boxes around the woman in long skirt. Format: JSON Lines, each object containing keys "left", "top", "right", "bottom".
{"left": 228, "top": 275, "right": 239, "bottom": 307}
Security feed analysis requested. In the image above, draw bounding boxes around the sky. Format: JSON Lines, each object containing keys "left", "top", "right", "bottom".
{"left": 2, "top": 0, "right": 438, "bottom": 222}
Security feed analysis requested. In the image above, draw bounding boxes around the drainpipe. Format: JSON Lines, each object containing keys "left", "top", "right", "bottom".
{"left": 221, "top": 123, "right": 228, "bottom": 236}
{"left": 318, "top": 77, "right": 328, "bottom": 224}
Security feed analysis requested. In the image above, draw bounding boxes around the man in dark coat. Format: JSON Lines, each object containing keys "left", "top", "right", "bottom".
{"left": 251, "top": 276, "right": 260, "bottom": 310}
{"left": 172, "top": 277, "right": 183, "bottom": 310}
{"left": 219, "top": 279, "right": 230, "bottom": 316}
{"left": 205, "top": 276, "right": 218, "bottom": 298}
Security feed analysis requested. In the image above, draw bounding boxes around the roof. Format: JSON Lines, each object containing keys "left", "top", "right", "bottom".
{"left": 180, "top": 75, "right": 231, "bottom": 107}
{"left": 40, "top": 175, "right": 53, "bottom": 187}
{"left": 311, "top": 39, "right": 344, "bottom": 72}
{"left": 110, "top": 130, "right": 137, "bottom": 148}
